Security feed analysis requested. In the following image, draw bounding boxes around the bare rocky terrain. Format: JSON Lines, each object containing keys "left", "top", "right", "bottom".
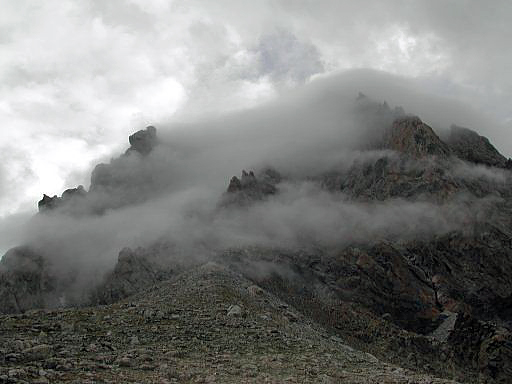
{"left": 1, "top": 263, "right": 463, "bottom": 383}
{"left": 1, "top": 95, "right": 512, "bottom": 383}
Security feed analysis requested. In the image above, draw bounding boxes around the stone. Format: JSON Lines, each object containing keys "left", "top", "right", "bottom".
{"left": 382, "top": 116, "right": 451, "bottom": 158}
{"left": 127, "top": 126, "right": 158, "bottom": 155}
{"left": 222, "top": 169, "right": 279, "bottom": 206}
{"left": 447, "top": 124, "right": 507, "bottom": 167}
{"left": 118, "top": 357, "right": 132, "bottom": 367}
{"left": 32, "top": 377, "right": 50, "bottom": 384}
{"left": 227, "top": 305, "right": 242, "bottom": 317}
{"left": 22, "top": 344, "right": 52, "bottom": 361}
{"left": 37, "top": 194, "right": 61, "bottom": 212}
{"left": 247, "top": 285, "right": 264, "bottom": 296}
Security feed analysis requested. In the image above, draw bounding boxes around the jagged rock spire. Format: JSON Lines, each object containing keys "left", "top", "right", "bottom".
{"left": 127, "top": 126, "right": 158, "bottom": 155}
{"left": 222, "top": 168, "right": 280, "bottom": 206}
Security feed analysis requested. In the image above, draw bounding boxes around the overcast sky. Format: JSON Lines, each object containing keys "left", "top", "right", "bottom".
{"left": 1, "top": 0, "right": 511, "bottom": 224}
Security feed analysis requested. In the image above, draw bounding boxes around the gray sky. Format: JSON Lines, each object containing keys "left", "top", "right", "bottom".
{"left": 1, "top": 0, "right": 511, "bottom": 222}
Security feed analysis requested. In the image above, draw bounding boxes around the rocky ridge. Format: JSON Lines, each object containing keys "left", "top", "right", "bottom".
{"left": 2, "top": 97, "right": 512, "bottom": 382}
{"left": 0, "top": 263, "right": 463, "bottom": 383}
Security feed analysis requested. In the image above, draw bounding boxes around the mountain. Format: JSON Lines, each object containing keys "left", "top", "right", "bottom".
{"left": 1, "top": 96, "right": 512, "bottom": 383}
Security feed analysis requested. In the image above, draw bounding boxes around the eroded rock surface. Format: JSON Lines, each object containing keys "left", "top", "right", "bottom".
{"left": 92, "top": 247, "right": 174, "bottom": 305}
{"left": 383, "top": 116, "right": 452, "bottom": 158}
{"left": 222, "top": 168, "right": 280, "bottom": 206}
{"left": 447, "top": 125, "right": 509, "bottom": 168}
{"left": 0, "top": 264, "right": 464, "bottom": 383}
{"left": 3, "top": 100, "right": 512, "bottom": 383}
{"left": 127, "top": 125, "right": 158, "bottom": 155}
{"left": 0, "top": 247, "right": 55, "bottom": 314}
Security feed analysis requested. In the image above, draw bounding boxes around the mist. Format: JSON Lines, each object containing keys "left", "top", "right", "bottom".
{"left": 4, "top": 69, "right": 510, "bottom": 299}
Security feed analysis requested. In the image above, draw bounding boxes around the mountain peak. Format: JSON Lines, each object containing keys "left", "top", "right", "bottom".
{"left": 383, "top": 116, "right": 451, "bottom": 158}
{"left": 447, "top": 124, "right": 509, "bottom": 168}
{"left": 127, "top": 125, "right": 158, "bottom": 155}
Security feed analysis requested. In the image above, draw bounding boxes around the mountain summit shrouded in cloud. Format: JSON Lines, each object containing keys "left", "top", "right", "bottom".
{"left": 1, "top": 1, "right": 512, "bottom": 222}
{"left": 2, "top": 1, "right": 512, "bottom": 382}
{"left": 2, "top": 70, "right": 512, "bottom": 381}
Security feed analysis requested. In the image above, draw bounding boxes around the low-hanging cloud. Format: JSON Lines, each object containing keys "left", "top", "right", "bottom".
{"left": 6, "top": 69, "right": 510, "bottom": 304}
{"left": 2, "top": 0, "right": 512, "bottom": 221}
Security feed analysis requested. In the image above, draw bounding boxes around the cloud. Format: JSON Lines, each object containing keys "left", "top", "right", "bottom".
{"left": 256, "top": 29, "right": 324, "bottom": 84}
{"left": 1, "top": 0, "right": 512, "bottom": 221}
{"left": 4, "top": 69, "right": 507, "bottom": 305}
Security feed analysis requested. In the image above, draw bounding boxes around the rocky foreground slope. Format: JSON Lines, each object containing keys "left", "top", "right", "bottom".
{"left": 1, "top": 263, "right": 461, "bottom": 383}
{"left": 2, "top": 96, "right": 512, "bottom": 382}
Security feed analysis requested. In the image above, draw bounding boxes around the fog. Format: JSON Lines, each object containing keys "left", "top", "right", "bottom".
{"left": 3, "top": 69, "right": 510, "bottom": 297}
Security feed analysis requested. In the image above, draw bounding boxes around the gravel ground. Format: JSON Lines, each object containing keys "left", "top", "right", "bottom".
{"left": 0, "top": 263, "right": 460, "bottom": 383}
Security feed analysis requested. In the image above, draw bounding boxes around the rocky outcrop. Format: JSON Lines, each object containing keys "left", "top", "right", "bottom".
{"left": 37, "top": 126, "right": 162, "bottom": 216}
{"left": 383, "top": 116, "right": 451, "bottom": 158}
{"left": 91, "top": 247, "right": 173, "bottom": 305}
{"left": 0, "top": 263, "right": 467, "bottom": 384}
{"left": 37, "top": 194, "right": 60, "bottom": 212}
{"left": 447, "top": 125, "right": 509, "bottom": 168}
{"left": 37, "top": 186, "right": 86, "bottom": 213}
{"left": 222, "top": 168, "right": 280, "bottom": 206}
{"left": 91, "top": 126, "right": 158, "bottom": 190}
{"left": 322, "top": 156, "right": 462, "bottom": 201}
{"left": 3, "top": 98, "right": 512, "bottom": 382}
{"left": 447, "top": 313, "right": 512, "bottom": 383}
{"left": 126, "top": 125, "right": 158, "bottom": 155}
{"left": 0, "top": 247, "right": 55, "bottom": 314}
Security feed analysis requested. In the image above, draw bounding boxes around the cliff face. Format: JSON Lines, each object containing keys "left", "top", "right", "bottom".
{"left": 37, "top": 126, "right": 161, "bottom": 215}
{"left": 383, "top": 116, "right": 452, "bottom": 158}
{"left": 2, "top": 97, "right": 512, "bottom": 382}
{"left": 447, "top": 124, "right": 510, "bottom": 168}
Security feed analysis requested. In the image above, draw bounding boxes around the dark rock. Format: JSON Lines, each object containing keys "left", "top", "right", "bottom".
{"left": 37, "top": 195, "right": 61, "bottom": 212}
{"left": 127, "top": 126, "right": 158, "bottom": 155}
{"left": 38, "top": 186, "right": 87, "bottom": 213}
{"left": 447, "top": 125, "right": 508, "bottom": 168}
{"left": 61, "top": 185, "right": 86, "bottom": 201}
{"left": 0, "top": 247, "right": 55, "bottom": 314}
{"left": 227, "top": 176, "right": 242, "bottom": 193}
{"left": 221, "top": 169, "right": 280, "bottom": 206}
{"left": 448, "top": 313, "right": 512, "bottom": 382}
{"left": 91, "top": 247, "right": 173, "bottom": 305}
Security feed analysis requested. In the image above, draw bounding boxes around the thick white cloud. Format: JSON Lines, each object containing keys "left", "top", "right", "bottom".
{"left": 0, "top": 0, "right": 511, "bottom": 223}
